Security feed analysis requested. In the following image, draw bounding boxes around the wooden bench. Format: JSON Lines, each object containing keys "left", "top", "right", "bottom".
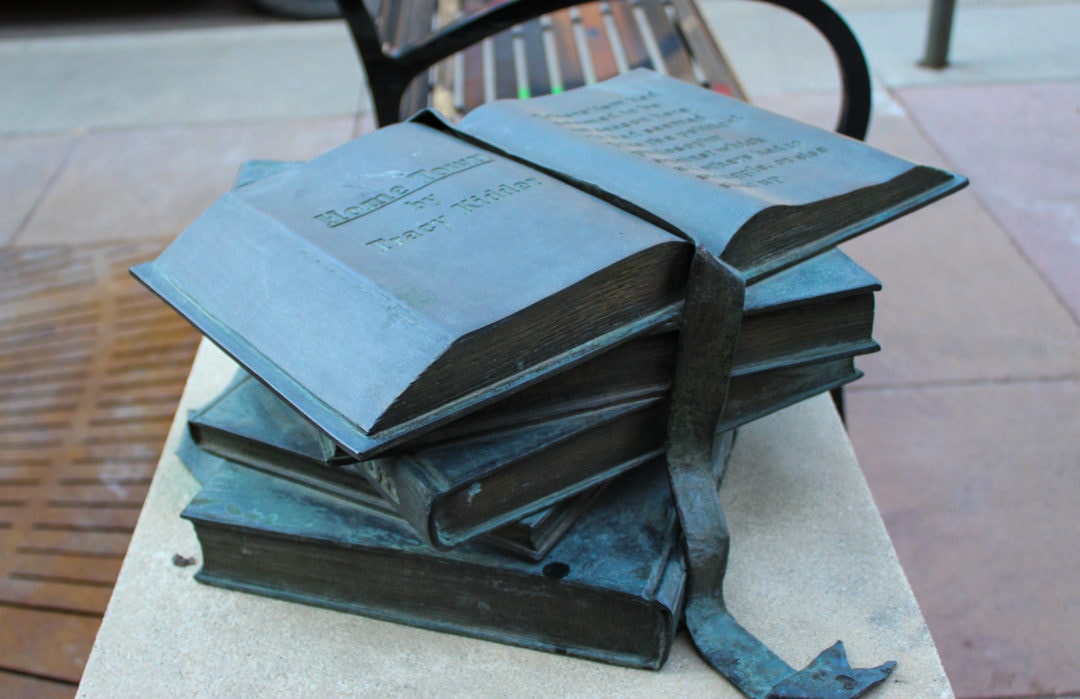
{"left": 335, "top": 0, "right": 871, "bottom": 140}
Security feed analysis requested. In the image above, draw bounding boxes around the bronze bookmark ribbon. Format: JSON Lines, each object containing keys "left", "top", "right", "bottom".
{"left": 666, "top": 248, "right": 895, "bottom": 699}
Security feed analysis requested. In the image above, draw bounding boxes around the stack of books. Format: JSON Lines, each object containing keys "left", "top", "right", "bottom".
{"left": 134, "top": 70, "right": 964, "bottom": 671}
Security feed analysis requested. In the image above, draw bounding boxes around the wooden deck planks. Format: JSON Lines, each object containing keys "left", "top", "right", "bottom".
{"left": 0, "top": 242, "right": 200, "bottom": 688}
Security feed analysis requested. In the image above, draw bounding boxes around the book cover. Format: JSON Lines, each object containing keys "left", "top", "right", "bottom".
{"left": 178, "top": 431, "right": 599, "bottom": 562}
{"left": 133, "top": 121, "right": 690, "bottom": 456}
{"left": 349, "top": 396, "right": 668, "bottom": 548}
{"left": 182, "top": 456, "right": 686, "bottom": 670}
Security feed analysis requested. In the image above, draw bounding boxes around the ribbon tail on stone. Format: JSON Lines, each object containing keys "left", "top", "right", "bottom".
{"left": 767, "top": 641, "right": 896, "bottom": 698}
{"left": 666, "top": 248, "right": 895, "bottom": 699}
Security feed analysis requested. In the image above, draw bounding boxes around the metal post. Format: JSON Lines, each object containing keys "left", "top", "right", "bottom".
{"left": 920, "top": 0, "right": 957, "bottom": 68}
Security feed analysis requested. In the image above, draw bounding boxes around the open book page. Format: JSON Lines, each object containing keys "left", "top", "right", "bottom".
{"left": 134, "top": 120, "right": 688, "bottom": 445}
{"left": 455, "top": 69, "right": 964, "bottom": 280}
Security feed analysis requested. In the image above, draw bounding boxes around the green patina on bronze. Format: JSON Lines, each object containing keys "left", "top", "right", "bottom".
{"left": 666, "top": 249, "right": 894, "bottom": 698}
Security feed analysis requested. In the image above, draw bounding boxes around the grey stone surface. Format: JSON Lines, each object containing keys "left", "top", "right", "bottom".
{"left": 699, "top": 2, "right": 1080, "bottom": 97}
{"left": 14, "top": 117, "right": 355, "bottom": 245}
{"left": 0, "top": 133, "right": 77, "bottom": 245}
{"left": 699, "top": 2, "right": 846, "bottom": 99}
{"left": 0, "top": 22, "right": 366, "bottom": 137}
{"left": 845, "top": 3, "right": 1080, "bottom": 87}
{"left": 77, "top": 343, "right": 952, "bottom": 698}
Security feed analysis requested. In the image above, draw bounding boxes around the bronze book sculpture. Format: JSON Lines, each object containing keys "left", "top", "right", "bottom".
{"left": 135, "top": 70, "right": 967, "bottom": 699}
{"left": 133, "top": 70, "right": 963, "bottom": 460}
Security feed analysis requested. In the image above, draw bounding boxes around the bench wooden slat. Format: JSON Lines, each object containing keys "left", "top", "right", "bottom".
{"left": 564, "top": 8, "right": 595, "bottom": 84}
{"left": 636, "top": 0, "right": 698, "bottom": 84}
{"left": 670, "top": 0, "right": 745, "bottom": 97}
{"left": 377, "top": 0, "right": 405, "bottom": 50}
{"left": 462, "top": 41, "right": 486, "bottom": 111}
{"left": 607, "top": 1, "right": 653, "bottom": 72}
{"left": 578, "top": 4, "right": 620, "bottom": 83}
{"left": 401, "top": 74, "right": 430, "bottom": 119}
{"left": 548, "top": 10, "right": 588, "bottom": 92}
{"left": 493, "top": 28, "right": 518, "bottom": 99}
{"left": 520, "top": 16, "right": 552, "bottom": 98}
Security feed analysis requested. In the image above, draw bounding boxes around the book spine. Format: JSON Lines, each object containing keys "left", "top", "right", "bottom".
{"left": 191, "top": 426, "right": 395, "bottom": 515}
{"left": 429, "top": 401, "right": 669, "bottom": 548}
{"left": 190, "top": 520, "right": 678, "bottom": 669}
{"left": 718, "top": 357, "right": 862, "bottom": 432}
{"left": 343, "top": 456, "right": 444, "bottom": 548}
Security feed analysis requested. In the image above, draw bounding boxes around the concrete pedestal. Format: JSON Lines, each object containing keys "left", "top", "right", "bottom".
{"left": 77, "top": 341, "right": 953, "bottom": 697}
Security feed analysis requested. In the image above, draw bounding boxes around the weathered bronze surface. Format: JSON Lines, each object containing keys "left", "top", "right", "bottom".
{"left": 665, "top": 249, "right": 894, "bottom": 698}
{"left": 451, "top": 70, "right": 964, "bottom": 282}
{"left": 182, "top": 399, "right": 599, "bottom": 562}
{"left": 132, "top": 120, "right": 690, "bottom": 454}
{"left": 140, "top": 72, "right": 970, "bottom": 698}
{"left": 135, "top": 71, "right": 963, "bottom": 457}
{"left": 182, "top": 452, "right": 686, "bottom": 669}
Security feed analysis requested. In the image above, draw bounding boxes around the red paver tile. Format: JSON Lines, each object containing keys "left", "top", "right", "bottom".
{"left": 848, "top": 380, "right": 1080, "bottom": 698}
{"left": 897, "top": 82, "right": 1080, "bottom": 322}
{"left": 0, "top": 671, "right": 74, "bottom": 699}
{"left": 757, "top": 91, "right": 1080, "bottom": 387}
{"left": 0, "top": 606, "right": 101, "bottom": 684}
{"left": 0, "top": 242, "right": 200, "bottom": 686}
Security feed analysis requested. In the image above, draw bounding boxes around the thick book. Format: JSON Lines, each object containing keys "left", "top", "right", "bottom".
{"left": 187, "top": 249, "right": 877, "bottom": 547}
{"left": 133, "top": 70, "right": 963, "bottom": 463}
{"left": 188, "top": 376, "right": 663, "bottom": 551}
{"left": 427, "top": 246, "right": 881, "bottom": 441}
{"left": 718, "top": 354, "right": 863, "bottom": 433}
{"left": 188, "top": 247, "right": 878, "bottom": 462}
{"left": 186, "top": 249, "right": 880, "bottom": 456}
{"left": 182, "top": 456, "right": 686, "bottom": 670}
{"left": 348, "top": 397, "right": 668, "bottom": 548}
{"left": 178, "top": 430, "right": 595, "bottom": 562}
{"left": 735, "top": 247, "right": 879, "bottom": 375}
{"left": 186, "top": 350, "right": 849, "bottom": 550}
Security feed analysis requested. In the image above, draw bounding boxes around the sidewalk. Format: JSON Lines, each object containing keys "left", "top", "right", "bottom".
{"left": 1, "top": 2, "right": 1077, "bottom": 697}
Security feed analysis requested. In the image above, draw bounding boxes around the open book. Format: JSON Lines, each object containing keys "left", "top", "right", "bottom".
{"left": 449, "top": 69, "right": 963, "bottom": 282}
{"left": 133, "top": 70, "right": 964, "bottom": 458}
